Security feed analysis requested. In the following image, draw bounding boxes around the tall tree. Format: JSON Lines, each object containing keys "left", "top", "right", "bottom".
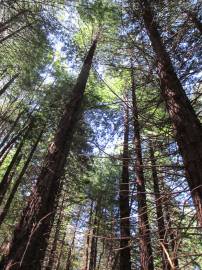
{"left": 131, "top": 68, "right": 154, "bottom": 270}
{"left": 119, "top": 95, "right": 131, "bottom": 270}
{"left": 149, "top": 140, "right": 171, "bottom": 270}
{"left": 139, "top": 0, "right": 202, "bottom": 225}
{"left": 0, "top": 35, "right": 98, "bottom": 270}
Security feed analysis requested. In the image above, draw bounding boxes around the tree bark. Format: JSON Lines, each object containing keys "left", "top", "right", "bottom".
{"left": 140, "top": 0, "right": 202, "bottom": 226}
{"left": 149, "top": 140, "right": 171, "bottom": 270}
{"left": 45, "top": 190, "right": 65, "bottom": 270}
{"left": 119, "top": 95, "right": 131, "bottom": 270}
{"left": 0, "top": 37, "right": 98, "bottom": 270}
{"left": 0, "top": 127, "right": 44, "bottom": 226}
{"left": 163, "top": 193, "right": 179, "bottom": 269}
{"left": 131, "top": 69, "right": 154, "bottom": 270}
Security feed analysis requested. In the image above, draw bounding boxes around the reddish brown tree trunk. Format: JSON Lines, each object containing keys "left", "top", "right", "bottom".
{"left": 46, "top": 191, "right": 65, "bottom": 270}
{"left": 0, "top": 127, "right": 44, "bottom": 226}
{"left": 0, "top": 37, "right": 98, "bottom": 270}
{"left": 140, "top": 0, "right": 202, "bottom": 226}
{"left": 149, "top": 140, "right": 171, "bottom": 270}
{"left": 119, "top": 96, "right": 131, "bottom": 270}
{"left": 164, "top": 195, "right": 179, "bottom": 269}
{"left": 131, "top": 69, "right": 154, "bottom": 270}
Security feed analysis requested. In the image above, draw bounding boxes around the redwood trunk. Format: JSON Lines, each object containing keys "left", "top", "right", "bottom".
{"left": 164, "top": 196, "right": 179, "bottom": 269}
{"left": 141, "top": 0, "right": 202, "bottom": 226}
{"left": 119, "top": 97, "right": 131, "bottom": 270}
{"left": 131, "top": 69, "right": 154, "bottom": 270}
{"left": 149, "top": 141, "right": 171, "bottom": 270}
{"left": 0, "top": 38, "right": 97, "bottom": 270}
{"left": 46, "top": 192, "right": 65, "bottom": 270}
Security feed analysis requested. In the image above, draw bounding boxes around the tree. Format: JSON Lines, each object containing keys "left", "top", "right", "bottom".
{"left": 0, "top": 35, "right": 98, "bottom": 270}
{"left": 119, "top": 94, "right": 131, "bottom": 270}
{"left": 139, "top": 0, "right": 202, "bottom": 225}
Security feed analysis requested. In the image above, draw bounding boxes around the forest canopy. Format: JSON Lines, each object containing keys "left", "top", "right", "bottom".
{"left": 0, "top": 0, "right": 202, "bottom": 269}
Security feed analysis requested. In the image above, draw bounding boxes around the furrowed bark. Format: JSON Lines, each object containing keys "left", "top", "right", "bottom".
{"left": 45, "top": 191, "right": 65, "bottom": 270}
{"left": 0, "top": 37, "right": 98, "bottom": 270}
{"left": 131, "top": 69, "right": 154, "bottom": 270}
{"left": 149, "top": 140, "right": 171, "bottom": 270}
{"left": 140, "top": 0, "right": 202, "bottom": 226}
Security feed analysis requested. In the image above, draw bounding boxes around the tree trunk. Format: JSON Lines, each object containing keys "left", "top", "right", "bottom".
{"left": 140, "top": 0, "right": 202, "bottom": 226}
{"left": 0, "top": 127, "right": 44, "bottom": 226}
{"left": 119, "top": 95, "right": 131, "bottom": 270}
{"left": 149, "top": 140, "right": 171, "bottom": 270}
{"left": 0, "top": 74, "right": 19, "bottom": 96}
{"left": 65, "top": 207, "right": 82, "bottom": 270}
{"left": 0, "top": 24, "right": 32, "bottom": 44}
{"left": 0, "top": 127, "right": 25, "bottom": 159}
{"left": 46, "top": 191, "right": 65, "bottom": 270}
{"left": 0, "top": 122, "right": 33, "bottom": 205}
{"left": 164, "top": 195, "right": 179, "bottom": 269}
{"left": 0, "top": 10, "right": 27, "bottom": 34}
{"left": 0, "top": 37, "right": 98, "bottom": 270}
{"left": 0, "top": 108, "right": 24, "bottom": 150}
{"left": 55, "top": 232, "right": 66, "bottom": 270}
{"left": 131, "top": 69, "right": 154, "bottom": 270}
{"left": 84, "top": 201, "right": 94, "bottom": 270}
{"left": 88, "top": 198, "right": 101, "bottom": 270}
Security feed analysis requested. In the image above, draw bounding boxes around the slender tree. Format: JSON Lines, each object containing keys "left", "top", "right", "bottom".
{"left": 139, "top": 0, "right": 202, "bottom": 225}
{"left": 0, "top": 127, "right": 44, "bottom": 226}
{"left": 0, "top": 121, "right": 33, "bottom": 205}
{"left": 131, "top": 68, "right": 154, "bottom": 270}
{"left": 119, "top": 95, "right": 131, "bottom": 270}
{"left": 149, "top": 140, "right": 172, "bottom": 270}
{"left": 0, "top": 35, "right": 98, "bottom": 270}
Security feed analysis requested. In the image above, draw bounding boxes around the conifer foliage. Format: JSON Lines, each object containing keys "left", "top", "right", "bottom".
{"left": 0, "top": 0, "right": 201, "bottom": 269}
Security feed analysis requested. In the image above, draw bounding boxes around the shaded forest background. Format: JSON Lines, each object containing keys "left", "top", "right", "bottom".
{"left": 0, "top": 0, "right": 201, "bottom": 269}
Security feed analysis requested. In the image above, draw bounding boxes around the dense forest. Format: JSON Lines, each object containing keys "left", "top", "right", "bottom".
{"left": 0, "top": 0, "right": 201, "bottom": 269}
